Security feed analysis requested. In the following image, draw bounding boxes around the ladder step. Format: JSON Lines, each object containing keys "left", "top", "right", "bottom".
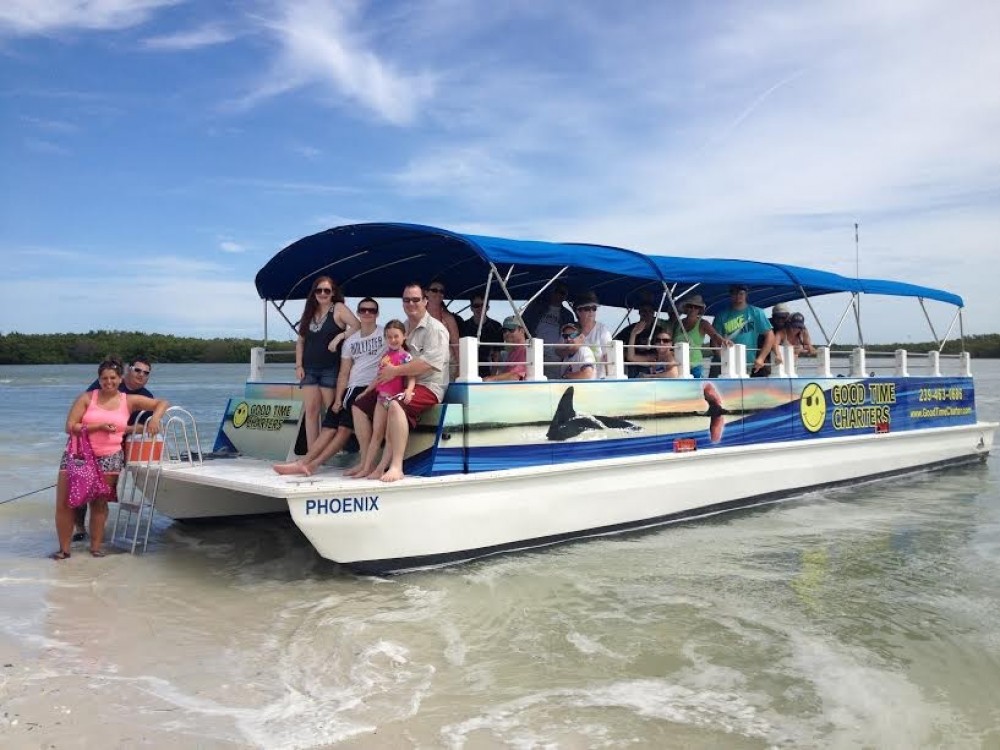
{"left": 110, "top": 406, "right": 203, "bottom": 555}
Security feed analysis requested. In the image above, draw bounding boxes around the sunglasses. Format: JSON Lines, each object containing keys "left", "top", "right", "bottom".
{"left": 402, "top": 296, "right": 424, "bottom": 304}
{"left": 470, "top": 303, "right": 483, "bottom": 309}
{"left": 132, "top": 366, "right": 151, "bottom": 376}
{"left": 561, "top": 332, "right": 580, "bottom": 340}
{"left": 315, "top": 288, "right": 333, "bottom": 295}
{"left": 358, "top": 307, "right": 378, "bottom": 314}
{"left": 428, "top": 287, "right": 445, "bottom": 294}
{"left": 576, "top": 305, "right": 597, "bottom": 312}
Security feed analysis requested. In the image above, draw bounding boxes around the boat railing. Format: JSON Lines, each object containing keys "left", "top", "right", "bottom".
{"left": 249, "top": 346, "right": 296, "bottom": 382}
{"left": 258, "top": 339, "right": 974, "bottom": 387}
{"left": 622, "top": 341, "right": 684, "bottom": 378}
{"left": 775, "top": 346, "right": 972, "bottom": 378}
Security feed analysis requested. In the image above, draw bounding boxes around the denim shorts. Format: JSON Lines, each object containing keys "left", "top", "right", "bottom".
{"left": 300, "top": 366, "right": 339, "bottom": 389}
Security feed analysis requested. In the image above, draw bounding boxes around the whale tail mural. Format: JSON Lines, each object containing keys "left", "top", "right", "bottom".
{"left": 546, "top": 386, "right": 642, "bottom": 442}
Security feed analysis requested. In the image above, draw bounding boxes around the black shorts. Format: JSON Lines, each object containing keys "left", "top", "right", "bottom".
{"left": 321, "top": 386, "right": 364, "bottom": 431}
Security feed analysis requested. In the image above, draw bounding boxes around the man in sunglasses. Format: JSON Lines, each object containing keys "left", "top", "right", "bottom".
{"left": 557, "top": 323, "right": 596, "bottom": 380}
{"left": 348, "top": 283, "right": 450, "bottom": 482}
{"left": 76, "top": 356, "right": 156, "bottom": 540}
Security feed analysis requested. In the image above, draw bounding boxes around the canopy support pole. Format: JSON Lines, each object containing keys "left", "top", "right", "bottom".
{"left": 937, "top": 307, "right": 961, "bottom": 354}
{"left": 263, "top": 299, "right": 268, "bottom": 349}
{"left": 918, "top": 298, "right": 941, "bottom": 349}
{"left": 474, "top": 270, "right": 496, "bottom": 340}
{"left": 797, "top": 285, "right": 831, "bottom": 345}
{"left": 271, "top": 300, "right": 299, "bottom": 335}
{"left": 959, "top": 309, "right": 966, "bottom": 354}
{"left": 852, "top": 295, "right": 865, "bottom": 347}
{"left": 828, "top": 294, "right": 858, "bottom": 345}
{"left": 655, "top": 288, "right": 679, "bottom": 347}
{"left": 491, "top": 262, "right": 530, "bottom": 331}
{"left": 518, "top": 267, "right": 570, "bottom": 314}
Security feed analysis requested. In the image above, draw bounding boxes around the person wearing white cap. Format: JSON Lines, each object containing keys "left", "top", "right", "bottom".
{"left": 671, "top": 294, "right": 728, "bottom": 378}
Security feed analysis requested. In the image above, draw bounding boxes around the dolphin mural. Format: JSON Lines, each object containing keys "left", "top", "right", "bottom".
{"left": 546, "top": 386, "right": 642, "bottom": 442}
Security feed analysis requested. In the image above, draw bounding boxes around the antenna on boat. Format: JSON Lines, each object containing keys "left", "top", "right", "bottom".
{"left": 854, "top": 222, "right": 863, "bottom": 346}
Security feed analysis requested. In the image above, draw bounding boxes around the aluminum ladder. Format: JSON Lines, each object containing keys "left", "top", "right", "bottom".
{"left": 111, "top": 406, "right": 202, "bottom": 554}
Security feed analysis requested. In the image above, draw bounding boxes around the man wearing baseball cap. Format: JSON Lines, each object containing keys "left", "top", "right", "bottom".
{"left": 711, "top": 284, "right": 780, "bottom": 376}
{"left": 485, "top": 316, "right": 529, "bottom": 381}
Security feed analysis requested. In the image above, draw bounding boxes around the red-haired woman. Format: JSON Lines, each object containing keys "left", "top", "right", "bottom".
{"left": 295, "top": 276, "right": 359, "bottom": 449}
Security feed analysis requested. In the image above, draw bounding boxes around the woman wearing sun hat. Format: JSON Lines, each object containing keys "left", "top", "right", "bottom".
{"left": 671, "top": 294, "right": 727, "bottom": 378}
{"left": 770, "top": 303, "right": 791, "bottom": 333}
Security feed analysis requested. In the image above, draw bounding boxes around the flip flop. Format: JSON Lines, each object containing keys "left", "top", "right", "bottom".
{"left": 89, "top": 549, "right": 106, "bottom": 558}
{"left": 51, "top": 550, "right": 71, "bottom": 560}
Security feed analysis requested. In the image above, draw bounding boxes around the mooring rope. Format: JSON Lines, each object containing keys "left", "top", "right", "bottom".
{"left": 0, "top": 484, "right": 56, "bottom": 505}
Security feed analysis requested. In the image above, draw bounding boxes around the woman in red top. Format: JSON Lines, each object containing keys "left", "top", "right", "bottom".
{"left": 53, "top": 357, "right": 168, "bottom": 560}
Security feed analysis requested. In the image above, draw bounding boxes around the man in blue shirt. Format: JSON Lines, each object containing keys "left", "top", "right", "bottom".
{"left": 711, "top": 285, "right": 780, "bottom": 377}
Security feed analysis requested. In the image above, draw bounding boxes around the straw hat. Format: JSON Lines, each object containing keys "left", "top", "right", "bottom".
{"left": 682, "top": 294, "right": 706, "bottom": 309}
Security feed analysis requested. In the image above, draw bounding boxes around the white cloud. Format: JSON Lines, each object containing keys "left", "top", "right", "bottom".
{"left": 239, "top": 0, "right": 436, "bottom": 125}
{"left": 375, "top": 2, "right": 999, "bottom": 338}
{"left": 291, "top": 144, "right": 322, "bottom": 160}
{"left": 212, "top": 177, "right": 359, "bottom": 195}
{"left": 0, "top": 0, "right": 179, "bottom": 36}
{"left": 19, "top": 115, "right": 78, "bottom": 132}
{"left": 24, "top": 137, "right": 69, "bottom": 154}
{"left": 219, "top": 239, "right": 245, "bottom": 254}
{"left": 393, "top": 146, "right": 523, "bottom": 200}
{"left": 141, "top": 24, "right": 235, "bottom": 50}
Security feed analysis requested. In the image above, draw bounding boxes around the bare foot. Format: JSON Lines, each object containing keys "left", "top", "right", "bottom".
{"left": 343, "top": 463, "right": 366, "bottom": 477}
{"left": 301, "top": 462, "right": 315, "bottom": 477}
{"left": 380, "top": 467, "right": 404, "bottom": 483}
{"left": 273, "top": 461, "right": 307, "bottom": 475}
{"left": 345, "top": 463, "right": 372, "bottom": 478}
{"left": 365, "top": 468, "right": 384, "bottom": 480}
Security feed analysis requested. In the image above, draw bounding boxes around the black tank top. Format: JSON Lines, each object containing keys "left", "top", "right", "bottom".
{"left": 302, "top": 309, "right": 344, "bottom": 370}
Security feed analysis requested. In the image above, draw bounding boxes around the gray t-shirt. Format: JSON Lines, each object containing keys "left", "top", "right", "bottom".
{"left": 342, "top": 326, "right": 385, "bottom": 388}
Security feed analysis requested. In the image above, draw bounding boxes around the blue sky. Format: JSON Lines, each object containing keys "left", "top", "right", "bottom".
{"left": 2, "top": 0, "right": 998, "bottom": 343}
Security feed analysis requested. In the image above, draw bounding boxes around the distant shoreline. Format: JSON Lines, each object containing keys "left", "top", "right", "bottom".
{"left": 1, "top": 330, "right": 998, "bottom": 364}
{"left": 0, "top": 330, "right": 294, "bottom": 365}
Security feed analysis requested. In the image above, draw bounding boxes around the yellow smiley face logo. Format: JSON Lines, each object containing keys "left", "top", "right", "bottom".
{"left": 232, "top": 401, "right": 250, "bottom": 429}
{"left": 799, "top": 383, "right": 826, "bottom": 433}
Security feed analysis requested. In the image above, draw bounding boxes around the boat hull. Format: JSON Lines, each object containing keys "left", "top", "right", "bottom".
{"left": 288, "top": 421, "right": 995, "bottom": 574}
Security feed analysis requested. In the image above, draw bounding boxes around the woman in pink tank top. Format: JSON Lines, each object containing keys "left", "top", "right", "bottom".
{"left": 52, "top": 356, "right": 169, "bottom": 560}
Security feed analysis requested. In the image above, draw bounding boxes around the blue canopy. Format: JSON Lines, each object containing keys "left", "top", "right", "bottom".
{"left": 255, "top": 223, "right": 963, "bottom": 309}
